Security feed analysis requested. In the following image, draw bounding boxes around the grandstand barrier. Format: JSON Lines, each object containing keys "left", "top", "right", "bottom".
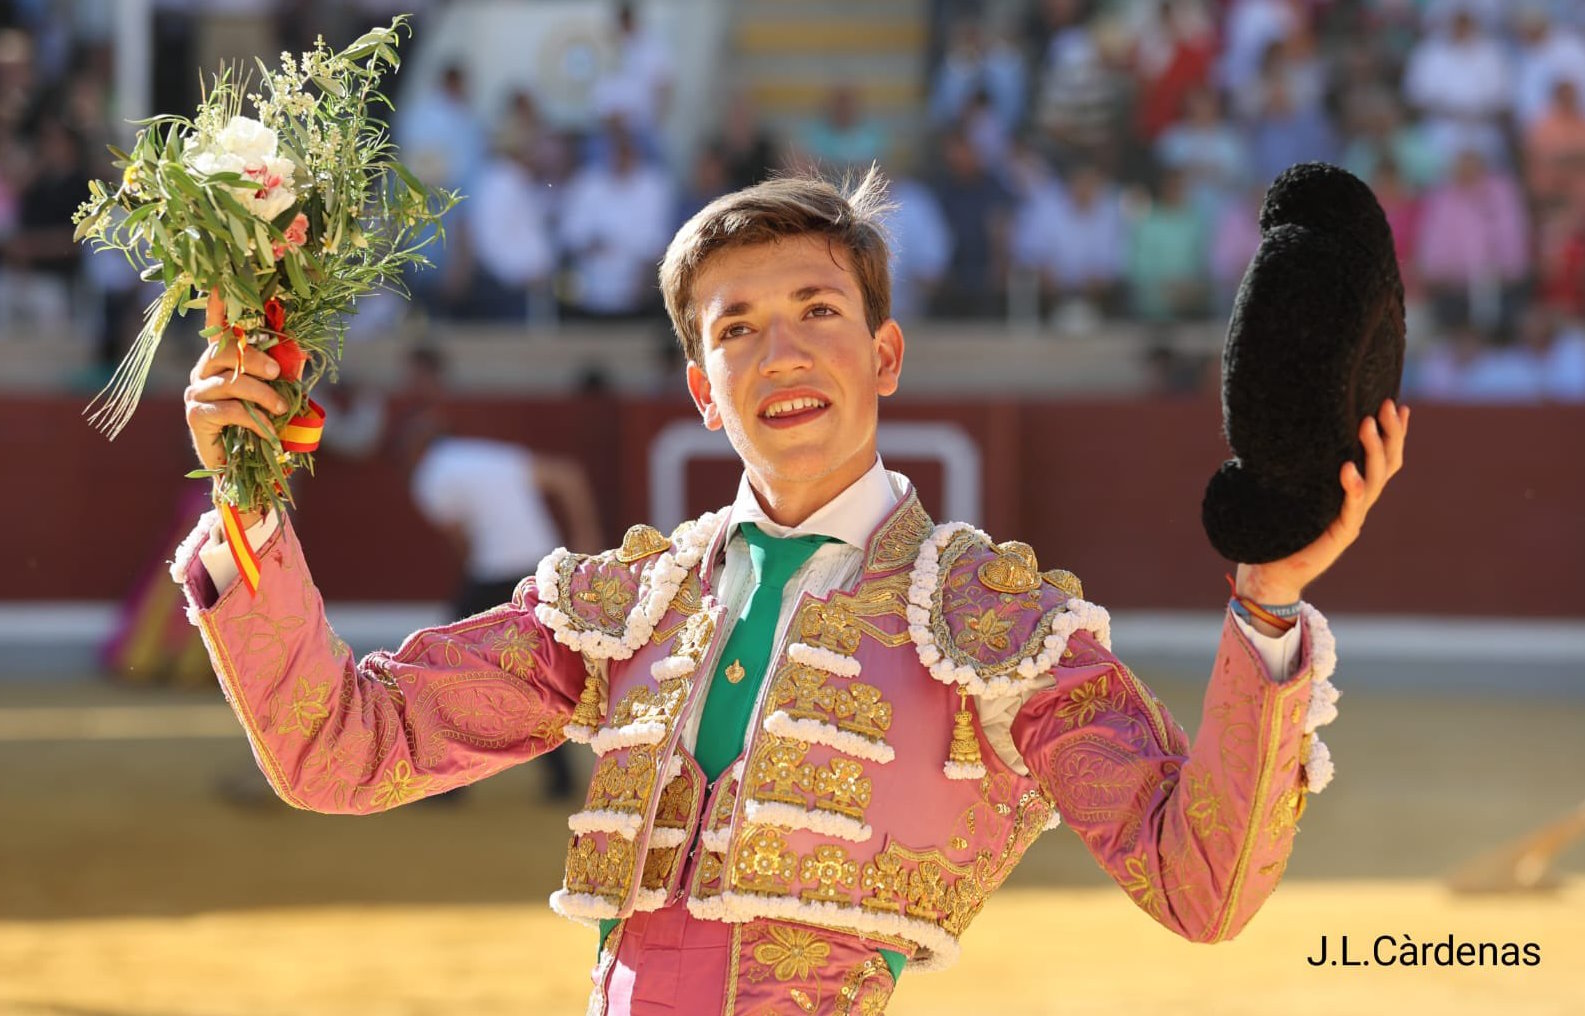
{"left": 3, "top": 394, "right": 1580, "bottom": 618}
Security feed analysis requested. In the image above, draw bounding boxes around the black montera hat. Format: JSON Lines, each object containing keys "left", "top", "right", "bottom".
{"left": 1202, "top": 162, "right": 1405, "bottom": 564}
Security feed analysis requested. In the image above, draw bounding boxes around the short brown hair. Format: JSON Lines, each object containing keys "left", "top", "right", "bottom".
{"left": 660, "top": 167, "right": 893, "bottom": 364}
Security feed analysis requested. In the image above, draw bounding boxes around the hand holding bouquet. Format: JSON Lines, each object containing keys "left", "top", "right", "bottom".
{"left": 73, "top": 18, "right": 458, "bottom": 540}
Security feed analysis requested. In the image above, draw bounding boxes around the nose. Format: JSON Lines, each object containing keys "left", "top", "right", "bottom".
{"left": 758, "top": 314, "right": 814, "bottom": 375}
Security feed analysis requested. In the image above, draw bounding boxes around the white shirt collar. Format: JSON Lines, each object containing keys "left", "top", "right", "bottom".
{"left": 729, "top": 457, "right": 903, "bottom": 549}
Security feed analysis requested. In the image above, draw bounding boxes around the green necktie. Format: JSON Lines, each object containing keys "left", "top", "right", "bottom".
{"left": 694, "top": 523, "right": 832, "bottom": 783}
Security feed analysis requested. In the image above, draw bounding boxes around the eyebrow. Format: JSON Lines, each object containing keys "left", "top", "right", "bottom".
{"left": 717, "top": 285, "right": 849, "bottom": 319}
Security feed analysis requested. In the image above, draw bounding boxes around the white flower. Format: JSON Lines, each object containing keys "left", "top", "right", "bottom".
{"left": 217, "top": 116, "right": 279, "bottom": 163}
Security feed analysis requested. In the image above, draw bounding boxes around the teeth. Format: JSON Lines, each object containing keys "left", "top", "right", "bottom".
{"left": 764, "top": 397, "right": 827, "bottom": 418}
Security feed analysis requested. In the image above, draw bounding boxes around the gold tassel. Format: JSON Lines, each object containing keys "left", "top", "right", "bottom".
{"left": 948, "top": 689, "right": 984, "bottom": 771}
{"left": 570, "top": 659, "right": 606, "bottom": 730}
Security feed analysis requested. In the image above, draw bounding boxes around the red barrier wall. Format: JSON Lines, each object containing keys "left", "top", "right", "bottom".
{"left": 4, "top": 394, "right": 1582, "bottom": 617}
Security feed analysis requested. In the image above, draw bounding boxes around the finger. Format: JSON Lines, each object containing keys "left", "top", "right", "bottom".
{"left": 196, "top": 339, "right": 281, "bottom": 382}
{"left": 205, "top": 289, "right": 225, "bottom": 332}
{"left": 1377, "top": 398, "right": 1406, "bottom": 475}
{"left": 187, "top": 372, "right": 290, "bottom": 416}
{"left": 185, "top": 399, "right": 277, "bottom": 467}
{"left": 1358, "top": 413, "right": 1386, "bottom": 497}
{"left": 1330, "top": 461, "right": 1367, "bottom": 545}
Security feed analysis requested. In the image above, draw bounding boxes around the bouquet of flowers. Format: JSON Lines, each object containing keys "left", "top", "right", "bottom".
{"left": 73, "top": 17, "right": 457, "bottom": 535}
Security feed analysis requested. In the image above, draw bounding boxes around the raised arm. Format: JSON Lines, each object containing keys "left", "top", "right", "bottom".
{"left": 1013, "top": 399, "right": 1407, "bottom": 941}
{"left": 176, "top": 298, "right": 586, "bottom": 814}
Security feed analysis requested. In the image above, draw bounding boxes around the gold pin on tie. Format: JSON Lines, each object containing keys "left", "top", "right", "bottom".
{"left": 725, "top": 659, "right": 746, "bottom": 684}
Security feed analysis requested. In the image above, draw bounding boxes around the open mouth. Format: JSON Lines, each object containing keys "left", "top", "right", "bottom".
{"left": 759, "top": 395, "right": 830, "bottom": 428}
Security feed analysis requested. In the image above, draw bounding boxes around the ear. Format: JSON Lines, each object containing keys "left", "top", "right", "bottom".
{"left": 686, "top": 360, "right": 724, "bottom": 431}
{"left": 873, "top": 318, "right": 905, "bottom": 398}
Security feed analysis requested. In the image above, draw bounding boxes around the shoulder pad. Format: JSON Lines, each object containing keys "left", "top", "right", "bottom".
{"left": 906, "top": 523, "right": 1110, "bottom": 699}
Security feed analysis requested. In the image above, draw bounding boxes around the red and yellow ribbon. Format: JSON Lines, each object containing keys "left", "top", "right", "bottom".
{"left": 218, "top": 501, "right": 263, "bottom": 595}
{"left": 213, "top": 399, "right": 328, "bottom": 596}
{"left": 278, "top": 399, "right": 325, "bottom": 453}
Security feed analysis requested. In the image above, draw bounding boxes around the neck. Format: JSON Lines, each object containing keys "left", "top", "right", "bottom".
{"left": 745, "top": 453, "right": 875, "bottom": 529}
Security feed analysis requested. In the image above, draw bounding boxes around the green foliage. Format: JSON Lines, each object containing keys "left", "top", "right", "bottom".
{"left": 74, "top": 16, "right": 460, "bottom": 515}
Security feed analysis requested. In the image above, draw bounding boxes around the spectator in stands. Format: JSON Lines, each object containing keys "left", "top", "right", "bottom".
{"left": 466, "top": 119, "right": 555, "bottom": 324}
{"left": 1218, "top": 0, "right": 1300, "bottom": 100}
{"left": 1521, "top": 303, "right": 1585, "bottom": 402}
{"left": 878, "top": 168, "right": 952, "bottom": 323}
{"left": 1210, "top": 183, "right": 1263, "bottom": 313}
{"left": 1524, "top": 79, "right": 1585, "bottom": 218}
{"left": 394, "top": 61, "right": 486, "bottom": 194}
{"left": 1129, "top": 0, "right": 1217, "bottom": 142}
{"left": 1369, "top": 158, "right": 1424, "bottom": 297}
{"left": 1339, "top": 87, "right": 1445, "bottom": 190}
{"left": 1417, "top": 146, "right": 1530, "bottom": 337}
{"left": 676, "top": 143, "right": 732, "bottom": 229}
{"left": 1, "top": 117, "right": 88, "bottom": 330}
{"left": 1014, "top": 160, "right": 1126, "bottom": 324}
{"left": 714, "top": 94, "right": 778, "bottom": 191}
{"left": 1535, "top": 203, "right": 1585, "bottom": 319}
{"left": 1156, "top": 85, "right": 1248, "bottom": 220}
{"left": 1403, "top": 6, "right": 1511, "bottom": 166}
{"left": 1248, "top": 69, "right": 1336, "bottom": 186}
{"left": 928, "top": 129, "right": 1013, "bottom": 318}
{"left": 1412, "top": 324, "right": 1545, "bottom": 403}
{"left": 1128, "top": 166, "right": 1211, "bottom": 321}
{"left": 1510, "top": 3, "right": 1585, "bottom": 132}
{"left": 929, "top": 19, "right": 1026, "bottom": 134}
{"left": 589, "top": 1, "right": 674, "bottom": 147}
{"left": 959, "top": 86, "right": 1013, "bottom": 168}
{"left": 557, "top": 126, "right": 674, "bottom": 318}
{"left": 795, "top": 84, "right": 887, "bottom": 171}
{"left": 1035, "top": 2, "right": 1132, "bottom": 166}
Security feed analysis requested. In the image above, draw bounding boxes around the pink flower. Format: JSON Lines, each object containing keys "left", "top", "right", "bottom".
{"left": 273, "top": 213, "right": 310, "bottom": 259}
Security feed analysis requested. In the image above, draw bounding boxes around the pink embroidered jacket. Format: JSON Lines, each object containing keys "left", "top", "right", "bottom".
{"left": 174, "top": 486, "right": 1340, "bottom": 1008}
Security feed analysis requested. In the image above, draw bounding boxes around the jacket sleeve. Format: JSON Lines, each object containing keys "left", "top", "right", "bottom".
{"left": 1010, "top": 611, "right": 1335, "bottom": 943}
{"left": 173, "top": 510, "right": 586, "bottom": 815}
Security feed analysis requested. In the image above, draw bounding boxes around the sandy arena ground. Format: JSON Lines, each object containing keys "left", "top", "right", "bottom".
{"left": 1, "top": 672, "right": 1581, "bottom": 1015}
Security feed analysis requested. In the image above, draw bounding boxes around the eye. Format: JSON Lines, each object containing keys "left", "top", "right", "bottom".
{"left": 806, "top": 303, "right": 839, "bottom": 319}
{"left": 718, "top": 322, "right": 752, "bottom": 341}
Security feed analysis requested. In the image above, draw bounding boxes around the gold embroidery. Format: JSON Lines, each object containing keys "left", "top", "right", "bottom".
{"left": 767, "top": 666, "right": 894, "bottom": 743}
{"left": 955, "top": 608, "right": 1013, "bottom": 654}
{"left": 487, "top": 626, "right": 541, "bottom": 677}
{"left": 370, "top": 759, "right": 429, "bottom": 808}
{"left": 1185, "top": 771, "right": 1230, "bottom": 837}
{"left": 837, "top": 956, "right": 894, "bottom": 1016}
{"left": 576, "top": 573, "right": 635, "bottom": 626}
{"left": 617, "top": 523, "right": 670, "bottom": 563}
{"left": 1057, "top": 673, "right": 1127, "bottom": 729}
{"left": 1268, "top": 787, "right": 1303, "bottom": 844}
{"left": 754, "top": 925, "right": 832, "bottom": 981}
{"left": 798, "top": 602, "right": 863, "bottom": 655}
{"left": 799, "top": 844, "right": 860, "bottom": 904}
{"left": 823, "top": 573, "right": 915, "bottom": 648}
{"left": 641, "top": 845, "right": 678, "bottom": 890}
{"left": 1119, "top": 854, "right": 1165, "bottom": 919}
{"left": 655, "top": 771, "right": 698, "bottom": 828}
{"left": 280, "top": 674, "right": 331, "bottom": 738}
{"left": 587, "top": 745, "right": 660, "bottom": 813}
{"left": 790, "top": 987, "right": 817, "bottom": 1012}
{"left": 749, "top": 737, "right": 815, "bottom": 807}
{"left": 732, "top": 826, "right": 798, "bottom": 895}
{"left": 726, "top": 659, "right": 746, "bottom": 684}
{"left": 696, "top": 850, "right": 725, "bottom": 898}
{"left": 564, "top": 833, "right": 637, "bottom": 901}
{"left": 977, "top": 541, "right": 1041, "bottom": 594}
{"left": 652, "top": 570, "right": 704, "bottom": 643}
{"left": 673, "top": 609, "right": 716, "bottom": 661}
{"left": 864, "top": 489, "right": 932, "bottom": 573}
{"left": 1041, "top": 568, "right": 1084, "bottom": 599}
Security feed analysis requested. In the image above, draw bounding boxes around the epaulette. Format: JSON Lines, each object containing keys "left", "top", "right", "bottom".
{"left": 905, "top": 522, "right": 1112, "bottom": 701}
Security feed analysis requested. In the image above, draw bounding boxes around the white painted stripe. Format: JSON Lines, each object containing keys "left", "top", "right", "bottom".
{"left": 0, "top": 705, "right": 240, "bottom": 741}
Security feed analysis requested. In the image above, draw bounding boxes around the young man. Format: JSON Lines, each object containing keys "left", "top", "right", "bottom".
{"left": 178, "top": 170, "right": 1408, "bottom": 1014}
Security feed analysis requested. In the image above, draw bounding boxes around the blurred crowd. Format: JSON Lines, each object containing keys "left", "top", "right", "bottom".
{"left": 2, "top": 0, "right": 1584, "bottom": 403}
